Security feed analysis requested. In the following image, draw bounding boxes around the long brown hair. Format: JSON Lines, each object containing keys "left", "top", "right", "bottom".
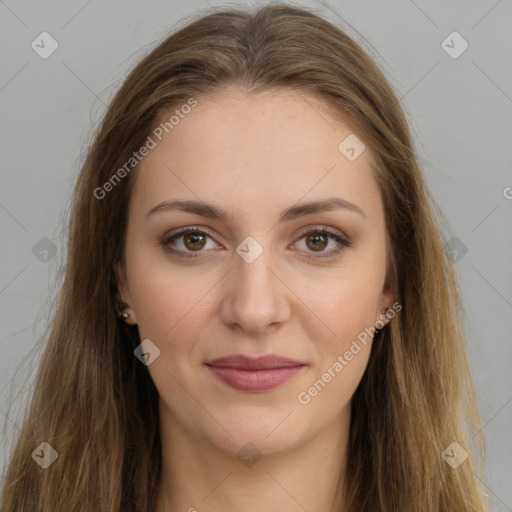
{"left": 1, "top": 3, "right": 488, "bottom": 511}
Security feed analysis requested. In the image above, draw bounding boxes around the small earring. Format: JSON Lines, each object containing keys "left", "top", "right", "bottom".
{"left": 121, "top": 311, "right": 130, "bottom": 319}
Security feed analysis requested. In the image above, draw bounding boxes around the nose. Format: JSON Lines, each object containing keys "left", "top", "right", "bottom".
{"left": 219, "top": 239, "right": 291, "bottom": 335}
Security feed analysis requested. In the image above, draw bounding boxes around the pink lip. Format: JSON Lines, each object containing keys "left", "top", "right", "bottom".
{"left": 205, "top": 354, "right": 307, "bottom": 391}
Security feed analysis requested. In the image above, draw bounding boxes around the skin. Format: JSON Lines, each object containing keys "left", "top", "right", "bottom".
{"left": 115, "top": 85, "right": 395, "bottom": 512}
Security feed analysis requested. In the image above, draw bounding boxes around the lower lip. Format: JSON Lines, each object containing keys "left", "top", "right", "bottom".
{"left": 206, "top": 365, "right": 306, "bottom": 391}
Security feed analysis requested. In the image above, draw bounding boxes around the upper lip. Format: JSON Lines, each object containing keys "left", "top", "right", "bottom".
{"left": 205, "top": 354, "right": 307, "bottom": 369}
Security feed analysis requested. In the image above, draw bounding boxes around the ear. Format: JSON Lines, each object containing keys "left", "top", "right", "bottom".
{"left": 376, "top": 267, "right": 396, "bottom": 328}
{"left": 113, "top": 261, "right": 137, "bottom": 325}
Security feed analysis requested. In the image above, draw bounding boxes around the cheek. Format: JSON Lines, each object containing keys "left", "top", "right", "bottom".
{"left": 293, "top": 270, "right": 382, "bottom": 413}
{"left": 126, "top": 250, "right": 226, "bottom": 367}
{"left": 296, "top": 280, "right": 376, "bottom": 414}
{"left": 299, "top": 267, "right": 383, "bottom": 350}
{"left": 307, "top": 292, "right": 375, "bottom": 399}
{"left": 132, "top": 275, "right": 204, "bottom": 340}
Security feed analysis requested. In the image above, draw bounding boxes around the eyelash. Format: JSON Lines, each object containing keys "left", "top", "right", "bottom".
{"left": 160, "top": 225, "right": 351, "bottom": 260}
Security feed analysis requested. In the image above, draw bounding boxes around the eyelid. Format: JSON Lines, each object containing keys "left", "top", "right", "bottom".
{"left": 295, "top": 224, "right": 347, "bottom": 240}
{"left": 162, "top": 225, "right": 213, "bottom": 240}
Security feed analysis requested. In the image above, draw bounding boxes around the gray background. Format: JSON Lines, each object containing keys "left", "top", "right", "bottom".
{"left": 1, "top": 0, "right": 511, "bottom": 509}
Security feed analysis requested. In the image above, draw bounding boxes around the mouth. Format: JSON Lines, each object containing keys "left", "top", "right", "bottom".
{"left": 204, "top": 354, "right": 307, "bottom": 392}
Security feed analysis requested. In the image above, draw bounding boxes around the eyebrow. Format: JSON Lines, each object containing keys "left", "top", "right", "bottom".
{"left": 146, "top": 197, "right": 366, "bottom": 222}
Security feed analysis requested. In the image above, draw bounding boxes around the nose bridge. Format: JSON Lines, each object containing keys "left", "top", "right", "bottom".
{"left": 237, "top": 236, "right": 273, "bottom": 290}
{"left": 221, "top": 234, "right": 289, "bottom": 331}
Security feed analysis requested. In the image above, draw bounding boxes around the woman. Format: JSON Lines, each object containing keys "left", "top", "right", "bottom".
{"left": 0, "top": 3, "right": 488, "bottom": 511}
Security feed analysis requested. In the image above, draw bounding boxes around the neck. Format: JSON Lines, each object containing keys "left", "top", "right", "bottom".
{"left": 154, "top": 403, "right": 349, "bottom": 512}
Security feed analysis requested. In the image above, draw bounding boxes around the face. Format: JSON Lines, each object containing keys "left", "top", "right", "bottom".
{"left": 115, "top": 86, "right": 394, "bottom": 457}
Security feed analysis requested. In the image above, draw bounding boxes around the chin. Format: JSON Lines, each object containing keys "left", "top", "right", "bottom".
{"left": 198, "top": 408, "right": 311, "bottom": 458}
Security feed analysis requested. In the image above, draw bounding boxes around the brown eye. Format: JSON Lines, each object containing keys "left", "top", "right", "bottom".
{"left": 293, "top": 227, "right": 351, "bottom": 259}
{"left": 183, "top": 232, "right": 207, "bottom": 251}
{"left": 305, "top": 232, "right": 329, "bottom": 252}
{"left": 161, "top": 228, "right": 218, "bottom": 258}
{"left": 162, "top": 226, "right": 350, "bottom": 260}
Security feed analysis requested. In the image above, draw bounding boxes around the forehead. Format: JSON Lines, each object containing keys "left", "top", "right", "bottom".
{"left": 129, "top": 86, "right": 383, "bottom": 227}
